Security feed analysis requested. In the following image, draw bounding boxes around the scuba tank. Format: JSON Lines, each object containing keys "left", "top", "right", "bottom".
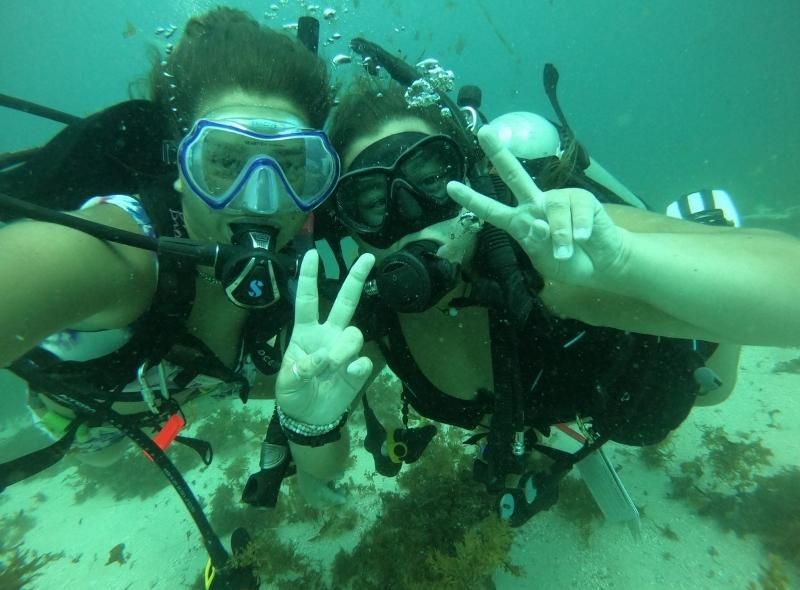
{"left": 487, "top": 109, "right": 646, "bottom": 208}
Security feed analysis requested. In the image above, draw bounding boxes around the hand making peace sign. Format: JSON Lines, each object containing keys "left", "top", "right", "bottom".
{"left": 275, "top": 250, "right": 375, "bottom": 425}
{"left": 447, "top": 126, "right": 632, "bottom": 287}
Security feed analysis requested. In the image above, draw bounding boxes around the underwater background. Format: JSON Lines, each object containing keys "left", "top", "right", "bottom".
{"left": 2, "top": 0, "right": 799, "bottom": 216}
{"left": 1, "top": 1, "right": 799, "bottom": 589}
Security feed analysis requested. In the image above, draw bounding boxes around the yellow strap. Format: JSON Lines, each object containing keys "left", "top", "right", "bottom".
{"left": 204, "top": 558, "right": 216, "bottom": 590}
{"left": 40, "top": 410, "right": 90, "bottom": 442}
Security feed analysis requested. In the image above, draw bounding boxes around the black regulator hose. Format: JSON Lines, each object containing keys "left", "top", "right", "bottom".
{"left": 7, "top": 359, "right": 235, "bottom": 578}
{"left": 543, "top": 64, "right": 571, "bottom": 134}
{"left": 479, "top": 225, "right": 536, "bottom": 326}
{"left": 0, "top": 190, "right": 218, "bottom": 261}
{"left": 0, "top": 191, "right": 296, "bottom": 283}
{"left": 0, "top": 92, "right": 80, "bottom": 125}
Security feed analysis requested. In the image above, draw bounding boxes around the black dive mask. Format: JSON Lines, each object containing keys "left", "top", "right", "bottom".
{"left": 334, "top": 133, "right": 466, "bottom": 248}
{"left": 364, "top": 240, "right": 460, "bottom": 313}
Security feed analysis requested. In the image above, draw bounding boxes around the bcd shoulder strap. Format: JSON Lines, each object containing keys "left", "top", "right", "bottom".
{"left": 0, "top": 99, "right": 174, "bottom": 220}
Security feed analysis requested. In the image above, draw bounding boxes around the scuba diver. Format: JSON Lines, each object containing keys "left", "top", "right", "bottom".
{"left": 312, "top": 36, "right": 800, "bottom": 527}
{"left": 0, "top": 9, "right": 374, "bottom": 589}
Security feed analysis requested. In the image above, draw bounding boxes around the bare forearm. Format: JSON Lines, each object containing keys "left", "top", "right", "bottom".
{"left": 605, "top": 229, "right": 800, "bottom": 345}
{"left": 288, "top": 427, "right": 351, "bottom": 482}
{"left": 0, "top": 211, "right": 156, "bottom": 367}
{"left": 540, "top": 281, "right": 728, "bottom": 341}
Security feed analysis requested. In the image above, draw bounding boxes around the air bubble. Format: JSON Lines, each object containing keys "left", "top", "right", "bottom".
{"left": 404, "top": 79, "right": 440, "bottom": 108}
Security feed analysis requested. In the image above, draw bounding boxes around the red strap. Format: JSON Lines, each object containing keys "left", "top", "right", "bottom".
{"left": 555, "top": 422, "right": 586, "bottom": 443}
{"left": 144, "top": 413, "right": 186, "bottom": 461}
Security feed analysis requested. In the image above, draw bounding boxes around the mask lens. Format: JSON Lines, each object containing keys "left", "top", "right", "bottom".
{"left": 258, "top": 136, "right": 307, "bottom": 186}
{"left": 199, "top": 129, "right": 258, "bottom": 196}
{"left": 336, "top": 173, "right": 391, "bottom": 231}
{"left": 399, "top": 137, "right": 464, "bottom": 205}
{"left": 179, "top": 120, "right": 339, "bottom": 212}
{"left": 393, "top": 137, "right": 462, "bottom": 230}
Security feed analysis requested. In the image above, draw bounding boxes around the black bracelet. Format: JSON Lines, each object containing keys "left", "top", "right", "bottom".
{"left": 276, "top": 406, "right": 349, "bottom": 448}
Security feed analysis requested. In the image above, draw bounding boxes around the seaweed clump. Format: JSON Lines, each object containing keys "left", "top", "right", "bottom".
{"left": 225, "top": 535, "right": 325, "bottom": 590}
{"left": 0, "top": 542, "right": 63, "bottom": 589}
{"left": 206, "top": 474, "right": 363, "bottom": 587}
{"left": 331, "top": 431, "right": 522, "bottom": 589}
{"left": 772, "top": 356, "right": 800, "bottom": 374}
{"left": 69, "top": 444, "right": 195, "bottom": 502}
{"left": 0, "top": 510, "right": 37, "bottom": 547}
{"left": 670, "top": 466, "right": 800, "bottom": 573}
{"left": 698, "top": 468, "right": 800, "bottom": 571}
{"left": 637, "top": 434, "right": 676, "bottom": 469}
{"left": 701, "top": 426, "right": 772, "bottom": 491}
{"left": 663, "top": 428, "right": 799, "bottom": 573}
{"left": 555, "top": 476, "right": 603, "bottom": 544}
{"left": 748, "top": 554, "right": 791, "bottom": 590}
{"left": 192, "top": 405, "right": 265, "bottom": 458}
{"left": 207, "top": 482, "right": 279, "bottom": 537}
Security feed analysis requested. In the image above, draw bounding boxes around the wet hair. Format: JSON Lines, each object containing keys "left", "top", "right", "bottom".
{"left": 535, "top": 135, "right": 581, "bottom": 190}
{"left": 149, "top": 7, "right": 333, "bottom": 137}
{"left": 328, "top": 76, "right": 467, "bottom": 163}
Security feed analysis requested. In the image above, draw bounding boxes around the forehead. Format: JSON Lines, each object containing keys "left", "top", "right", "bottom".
{"left": 196, "top": 89, "right": 309, "bottom": 126}
{"left": 343, "top": 116, "right": 436, "bottom": 170}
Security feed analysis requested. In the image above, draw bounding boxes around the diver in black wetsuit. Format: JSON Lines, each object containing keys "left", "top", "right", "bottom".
{"left": 317, "top": 68, "right": 797, "bottom": 525}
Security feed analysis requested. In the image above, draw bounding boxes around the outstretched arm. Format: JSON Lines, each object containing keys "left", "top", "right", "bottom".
{"left": 447, "top": 126, "right": 800, "bottom": 346}
{"left": 602, "top": 208, "right": 800, "bottom": 346}
{"left": 0, "top": 205, "right": 156, "bottom": 368}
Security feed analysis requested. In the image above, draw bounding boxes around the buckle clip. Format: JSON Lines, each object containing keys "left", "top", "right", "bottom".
{"left": 137, "top": 360, "right": 170, "bottom": 414}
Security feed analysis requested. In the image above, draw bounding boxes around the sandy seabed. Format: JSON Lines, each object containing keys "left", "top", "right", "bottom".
{"left": 1, "top": 345, "right": 798, "bottom": 590}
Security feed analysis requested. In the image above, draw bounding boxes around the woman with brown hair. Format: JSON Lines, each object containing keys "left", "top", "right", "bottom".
{"left": 319, "top": 71, "right": 800, "bottom": 524}
{"left": 0, "top": 8, "right": 373, "bottom": 586}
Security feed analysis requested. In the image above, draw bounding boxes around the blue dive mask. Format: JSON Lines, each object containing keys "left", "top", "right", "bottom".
{"left": 178, "top": 117, "right": 340, "bottom": 214}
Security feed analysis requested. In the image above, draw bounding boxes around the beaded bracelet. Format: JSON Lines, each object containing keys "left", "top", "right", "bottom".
{"left": 276, "top": 405, "right": 349, "bottom": 447}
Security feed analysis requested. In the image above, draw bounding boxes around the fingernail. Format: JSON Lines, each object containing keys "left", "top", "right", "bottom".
{"left": 347, "top": 363, "right": 364, "bottom": 377}
{"left": 574, "top": 227, "right": 591, "bottom": 240}
{"left": 555, "top": 245, "right": 573, "bottom": 259}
